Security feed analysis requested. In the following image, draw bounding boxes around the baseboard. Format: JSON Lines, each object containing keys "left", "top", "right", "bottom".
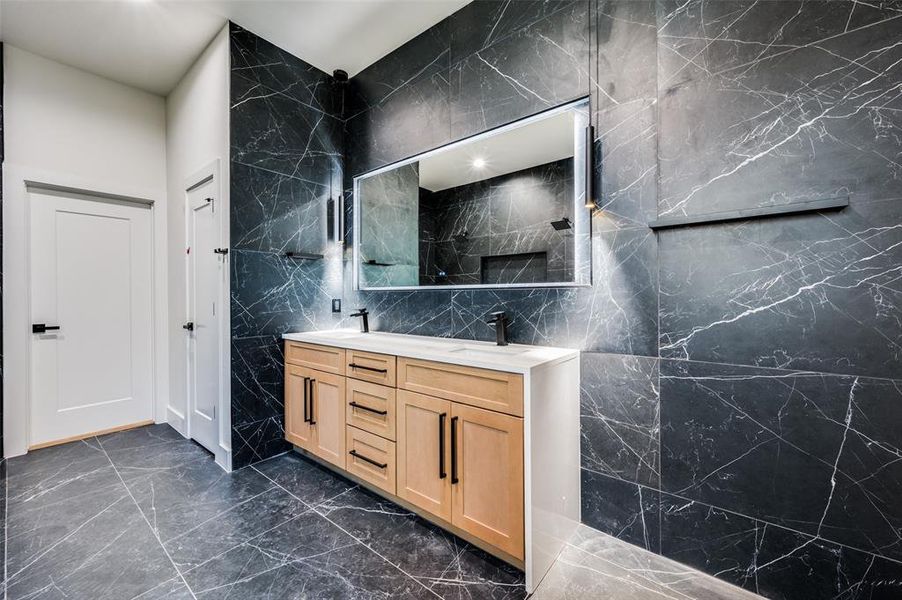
{"left": 166, "top": 406, "right": 187, "bottom": 436}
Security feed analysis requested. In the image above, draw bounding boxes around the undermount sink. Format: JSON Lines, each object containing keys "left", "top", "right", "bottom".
{"left": 447, "top": 345, "right": 531, "bottom": 357}
{"left": 317, "top": 330, "right": 363, "bottom": 339}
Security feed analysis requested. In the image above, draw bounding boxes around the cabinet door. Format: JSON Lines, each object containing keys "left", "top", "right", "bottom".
{"left": 285, "top": 364, "right": 314, "bottom": 450}
{"left": 396, "top": 390, "right": 452, "bottom": 521}
{"left": 451, "top": 403, "right": 524, "bottom": 560}
{"left": 309, "top": 371, "right": 346, "bottom": 469}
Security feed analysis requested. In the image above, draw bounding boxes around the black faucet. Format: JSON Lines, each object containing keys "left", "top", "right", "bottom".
{"left": 351, "top": 308, "right": 370, "bottom": 333}
{"left": 486, "top": 311, "right": 511, "bottom": 346}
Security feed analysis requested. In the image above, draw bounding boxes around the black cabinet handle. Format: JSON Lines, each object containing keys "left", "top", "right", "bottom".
{"left": 32, "top": 324, "right": 61, "bottom": 334}
{"left": 349, "top": 450, "right": 388, "bottom": 469}
{"left": 303, "top": 377, "right": 310, "bottom": 423}
{"left": 309, "top": 379, "right": 316, "bottom": 425}
{"left": 451, "top": 416, "right": 459, "bottom": 484}
{"left": 349, "top": 401, "right": 388, "bottom": 416}
{"left": 348, "top": 363, "right": 388, "bottom": 374}
{"left": 439, "top": 412, "right": 447, "bottom": 479}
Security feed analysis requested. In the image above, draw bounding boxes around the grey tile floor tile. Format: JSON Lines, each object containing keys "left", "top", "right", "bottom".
{"left": 0, "top": 425, "right": 761, "bottom": 599}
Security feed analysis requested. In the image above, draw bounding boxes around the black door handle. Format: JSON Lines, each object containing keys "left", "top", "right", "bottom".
{"left": 303, "top": 377, "right": 310, "bottom": 423}
{"left": 349, "top": 450, "right": 388, "bottom": 469}
{"left": 439, "top": 412, "right": 447, "bottom": 479}
{"left": 349, "top": 401, "right": 388, "bottom": 416}
{"left": 183, "top": 322, "right": 194, "bottom": 331}
{"left": 309, "top": 379, "right": 316, "bottom": 425}
{"left": 348, "top": 363, "right": 388, "bottom": 374}
{"left": 32, "top": 324, "right": 61, "bottom": 334}
{"left": 451, "top": 416, "right": 459, "bottom": 484}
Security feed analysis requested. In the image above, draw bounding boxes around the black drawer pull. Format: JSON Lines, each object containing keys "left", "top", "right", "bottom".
{"left": 309, "top": 379, "right": 316, "bottom": 425}
{"left": 349, "top": 450, "right": 388, "bottom": 469}
{"left": 349, "top": 363, "right": 388, "bottom": 374}
{"left": 303, "top": 377, "right": 310, "bottom": 423}
{"left": 349, "top": 401, "right": 388, "bottom": 416}
{"left": 439, "top": 412, "right": 447, "bottom": 479}
{"left": 451, "top": 416, "right": 459, "bottom": 484}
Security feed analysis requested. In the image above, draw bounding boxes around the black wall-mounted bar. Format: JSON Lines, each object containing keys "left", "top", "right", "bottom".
{"left": 647, "top": 196, "right": 850, "bottom": 231}
{"left": 585, "top": 125, "right": 596, "bottom": 209}
{"left": 285, "top": 251, "right": 325, "bottom": 260}
{"left": 364, "top": 259, "right": 396, "bottom": 267}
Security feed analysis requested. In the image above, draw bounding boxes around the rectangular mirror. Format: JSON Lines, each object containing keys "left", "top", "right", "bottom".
{"left": 354, "top": 98, "right": 591, "bottom": 290}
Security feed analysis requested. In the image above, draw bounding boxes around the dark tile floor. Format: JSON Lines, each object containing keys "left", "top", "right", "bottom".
{"left": 1, "top": 424, "right": 525, "bottom": 600}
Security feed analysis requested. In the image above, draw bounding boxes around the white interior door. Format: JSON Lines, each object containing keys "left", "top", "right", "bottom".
{"left": 186, "top": 178, "right": 220, "bottom": 454}
{"left": 30, "top": 190, "right": 154, "bottom": 447}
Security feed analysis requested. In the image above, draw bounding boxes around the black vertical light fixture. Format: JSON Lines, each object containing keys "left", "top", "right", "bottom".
{"left": 585, "top": 0, "right": 598, "bottom": 211}
{"left": 329, "top": 69, "right": 349, "bottom": 244}
{"left": 585, "top": 124, "right": 596, "bottom": 209}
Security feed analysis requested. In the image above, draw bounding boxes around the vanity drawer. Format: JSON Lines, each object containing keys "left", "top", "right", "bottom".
{"left": 398, "top": 358, "right": 524, "bottom": 417}
{"left": 346, "top": 379, "right": 396, "bottom": 440}
{"left": 346, "top": 426, "right": 396, "bottom": 494}
{"left": 285, "top": 341, "right": 345, "bottom": 375}
{"left": 347, "top": 350, "right": 397, "bottom": 386}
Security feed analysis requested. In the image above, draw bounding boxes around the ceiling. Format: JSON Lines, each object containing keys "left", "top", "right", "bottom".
{"left": 419, "top": 111, "right": 578, "bottom": 192}
{"left": 0, "top": 0, "right": 470, "bottom": 96}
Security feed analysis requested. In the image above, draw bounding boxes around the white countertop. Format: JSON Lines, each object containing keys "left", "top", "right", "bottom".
{"left": 282, "top": 329, "right": 578, "bottom": 374}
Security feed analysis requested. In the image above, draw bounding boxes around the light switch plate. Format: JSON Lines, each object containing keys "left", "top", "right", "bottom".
{"left": 331, "top": 298, "right": 342, "bottom": 313}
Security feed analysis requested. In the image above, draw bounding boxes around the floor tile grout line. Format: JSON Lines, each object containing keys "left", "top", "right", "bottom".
{"left": 250, "top": 463, "right": 445, "bottom": 599}
{"left": 96, "top": 438, "right": 200, "bottom": 600}
{"left": 162, "top": 485, "right": 280, "bottom": 546}
{"left": 175, "top": 510, "right": 332, "bottom": 582}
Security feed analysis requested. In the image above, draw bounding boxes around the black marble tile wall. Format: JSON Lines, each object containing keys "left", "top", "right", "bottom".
{"left": 229, "top": 23, "right": 344, "bottom": 468}
{"left": 334, "top": 2, "right": 902, "bottom": 598}
{"left": 227, "top": 2, "right": 901, "bottom": 596}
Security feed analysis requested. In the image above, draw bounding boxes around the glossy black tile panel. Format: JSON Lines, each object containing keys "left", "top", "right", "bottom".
{"left": 231, "top": 71, "right": 342, "bottom": 180}
{"left": 661, "top": 359, "right": 902, "bottom": 561}
{"left": 316, "top": 484, "right": 526, "bottom": 599}
{"left": 7, "top": 494, "right": 183, "bottom": 600}
{"left": 345, "top": 65, "right": 451, "bottom": 177}
{"left": 581, "top": 353, "right": 660, "bottom": 487}
{"left": 449, "top": 1, "right": 590, "bottom": 140}
{"left": 231, "top": 162, "right": 330, "bottom": 254}
{"left": 231, "top": 417, "right": 290, "bottom": 469}
{"left": 253, "top": 452, "right": 356, "bottom": 508}
{"left": 449, "top": 0, "right": 582, "bottom": 64}
{"left": 660, "top": 493, "right": 902, "bottom": 600}
{"left": 580, "top": 469, "right": 660, "bottom": 553}
{"left": 231, "top": 334, "right": 284, "bottom": 427}
{"left": 183, "top": 513, "right": 435, "bottom": 599}
{"left": 122, "top": 454, "right": 274, "bottom": 544}
{"left": 659, "top": 198, "right": 902, "bottom": 378}
{"left": 352, "top": 289, "right": 455, "bottom": 338}
{"left": 230, "top": 22, "right": 339, "bottom": 115}
{"left": 656, "top": 0, "right": 902, "bottom": 217}
{"left": 346, "top": 20, "right": 449, "bottom": 118}
{"left": 231, "top": 249, "right": 338, "bottom": 339}
{"left": 164, "top": 486, "right": 306, "bottom": 570}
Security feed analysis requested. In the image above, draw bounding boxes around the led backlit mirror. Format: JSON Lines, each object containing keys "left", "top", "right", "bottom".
{"left": 354, "top": 98, "right": 591, "bottom": 290}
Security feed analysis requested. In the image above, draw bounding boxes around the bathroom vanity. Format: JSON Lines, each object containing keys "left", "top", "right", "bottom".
{"left": 282, "top": 330, "right": 580, "bottom": 592}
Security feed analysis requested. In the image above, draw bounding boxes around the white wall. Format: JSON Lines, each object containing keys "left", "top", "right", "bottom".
{"left": 165, "top": 25, "right": 231, "bottom": 468}
{"left": 3, "top": 46, "right": 169, "bottom": 457}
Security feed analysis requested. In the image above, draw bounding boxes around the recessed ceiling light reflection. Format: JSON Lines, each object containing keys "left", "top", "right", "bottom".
{"left": 472, "top": 158, "right": 486, "bottom": 169}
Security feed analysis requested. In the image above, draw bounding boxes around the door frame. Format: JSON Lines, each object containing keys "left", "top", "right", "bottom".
{"left": 184, "top": 160, "right": 231, "bottom": 471}
{"left": 3, "top": 164, "right": 169, "bottom": 457}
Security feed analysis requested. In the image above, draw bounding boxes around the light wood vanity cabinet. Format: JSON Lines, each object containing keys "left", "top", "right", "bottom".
{"left": 397, "top": 390, "right": 452, "bottom": 521}
{"left": 283, "top": 360, "right": 346, "bottom": 470}
{"left": 285, "top": 339, "right": 529, "bottom": 565}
